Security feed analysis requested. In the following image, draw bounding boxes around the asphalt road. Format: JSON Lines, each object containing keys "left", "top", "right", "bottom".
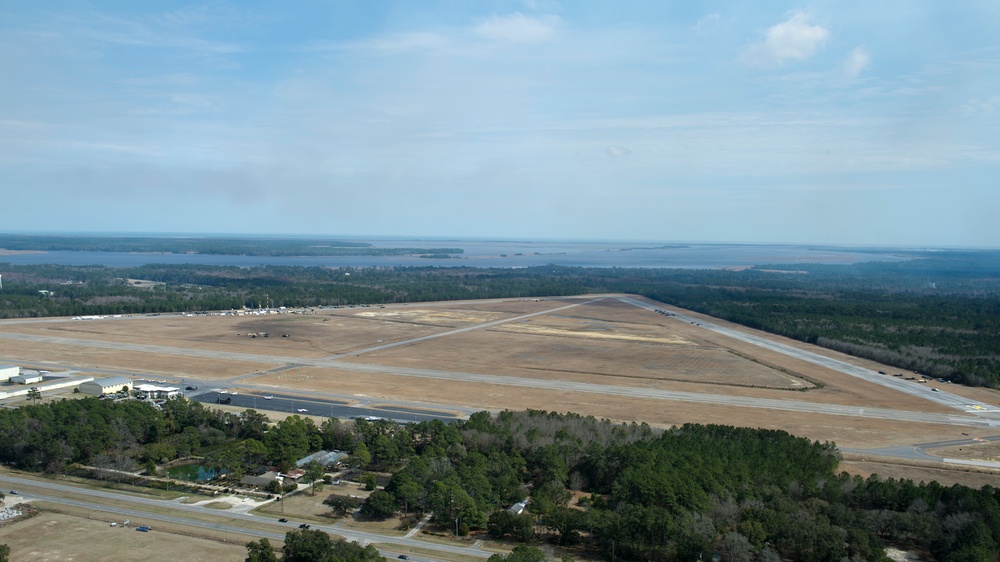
{"left": 0, "top": 474, "right": 490, "bottom": 561}
{"left": 843, "top": 435, "right": 1000, "bottom": 467}
{"left": 188, "top": 390, "right": 462, "bottom": 424}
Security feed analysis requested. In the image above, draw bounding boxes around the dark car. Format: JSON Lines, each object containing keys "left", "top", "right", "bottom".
{"left": 299, "top": 523, "right": 310, "bottom": 529}
{"left": 278, "top": 518, "right": 288, "bottom": 523}
{"left": 8, "top": 490, "right": 18, "bottom": 495}
{"left": 185, "top": 386, "right": 197, "bottom": 390}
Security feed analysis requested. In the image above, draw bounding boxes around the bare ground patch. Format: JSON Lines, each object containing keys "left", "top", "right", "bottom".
{"left": 0, "top": 339, "right": 272, "bottom": 380}
{"left": 0, "top": 510, "right": 249, "bottom": 562}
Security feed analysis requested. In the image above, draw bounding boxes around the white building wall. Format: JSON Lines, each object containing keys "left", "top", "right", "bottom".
{"left": 0, "top": 365, "right": 20, "bottom": 382}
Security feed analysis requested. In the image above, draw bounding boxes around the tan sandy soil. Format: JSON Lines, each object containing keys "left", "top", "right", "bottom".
{"left": 0, "top": 510, "right": 249, "bottom": 562}
{"left": 0, "top": 339, "right": 271, "bottom": 379}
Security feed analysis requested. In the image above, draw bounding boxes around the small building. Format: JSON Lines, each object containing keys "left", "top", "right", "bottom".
{"left": 295, "top": 450, "right": 347, "bottom": 469}
{"left": 240, "top": 471, "right": 282, "bottom": 488}
{"left": 0, "top": 364, "right": 20, "bottom": 382}
{"left": 282, "top": 469, "right": 305, "bottom": 481}
{"left": 11, "top": 374, "right": 44, "bottom": 385}
{"left": 134, "top": 384, "right": 180, "bottom": 399}
{"left": 508, "top": 500, "right": 529, "bottom": 516}
{"left": 79, "top": 376, "right": 133, "bottom": 396}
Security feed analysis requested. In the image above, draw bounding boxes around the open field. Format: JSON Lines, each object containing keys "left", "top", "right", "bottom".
{"left": 0, "top": 510, "right": 250, "bottom": 562}
{"left": 3, "top": 295, "right": 1000, "bottom": 480}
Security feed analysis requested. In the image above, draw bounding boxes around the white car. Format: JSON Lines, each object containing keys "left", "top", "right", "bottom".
{"left": 296, "top": 408, "right": 308, "bottom": 413}
{"left": 230, "top": 391, "right": 238, "bottom": 395}
{"left": 263, "top": 396, "right": 273, "bottom": 400}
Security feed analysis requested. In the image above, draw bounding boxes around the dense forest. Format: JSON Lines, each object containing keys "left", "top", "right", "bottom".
{"left": 3, "top": 249, "right": 1000, "bottom": 386}
{"left": 2, "top": 399, "right": 1000, "bottom": 561}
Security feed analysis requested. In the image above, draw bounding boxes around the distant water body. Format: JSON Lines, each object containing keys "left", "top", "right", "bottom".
{"left": 0, "top": 240, "right": 907, "bottom": 269}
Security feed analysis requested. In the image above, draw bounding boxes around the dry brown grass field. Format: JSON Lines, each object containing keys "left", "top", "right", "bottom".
{"left": 3, "top": 295, "right": 1000, "bottom": 476}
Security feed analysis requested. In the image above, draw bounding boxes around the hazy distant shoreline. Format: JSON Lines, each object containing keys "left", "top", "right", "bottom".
{"left": 0, "top": 237, "right": 910, "bottom": 269}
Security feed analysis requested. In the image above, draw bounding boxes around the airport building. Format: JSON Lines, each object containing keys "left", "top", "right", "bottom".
{"left": 134, "top": 384, "right": 180, "bottom": 399}
{"left": 0, "top": 364, "right": 20, "bottom": 382}
{"left": 10, "top": 373, "right": 44, "bottom": 385}
{"left": 79, "top": 376, "right": 133, "bottom": 396}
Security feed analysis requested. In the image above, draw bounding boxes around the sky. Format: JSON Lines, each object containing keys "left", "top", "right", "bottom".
{"left": 2, "top": 1, "right": 998, "bottom": 247}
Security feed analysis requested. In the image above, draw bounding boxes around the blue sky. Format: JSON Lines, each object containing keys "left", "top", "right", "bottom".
{"left": 2, "top": 1, "right": 998, "bottom": 246}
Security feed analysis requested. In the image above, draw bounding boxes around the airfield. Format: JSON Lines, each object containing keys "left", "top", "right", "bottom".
{"left": 3, "top": 294, "right": 1000, "bottom": 480}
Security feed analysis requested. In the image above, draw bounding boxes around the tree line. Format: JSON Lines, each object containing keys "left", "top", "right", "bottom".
{"left": 0, "top": 234, "right": 463, "bottom": 257}
{"left": 4, "top": 397, "right": 999, "bottom": 561}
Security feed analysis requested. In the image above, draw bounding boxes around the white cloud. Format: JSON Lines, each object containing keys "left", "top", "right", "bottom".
{"left": 739, "top": 10, "right": 829, "bottom": 68}
{"left": 329, "top": 31, "right": 447, "bottom": 54}
{"left": 843, "top": 47, "right": 870, "bottom": 79}
{"left": 473, "top": 13, "right": 560, "bottom": 44}
{"left": 691, "top": 13, "right": 720, "bottom": 34}
{"left": 959, "top": 95, "right": 1000, "bottom": 114}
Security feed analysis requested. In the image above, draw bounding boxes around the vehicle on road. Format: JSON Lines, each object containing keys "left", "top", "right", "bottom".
{"left": 231, "top": 391, "right": 238, "bottom": 395}
{"left": 398, "top": 556, "right": 409, "bottom": 560}
{"left": 297, "top": 408, "right": 308, "bottom": 412}
{"left": 299, "top": 523, "right": 310, "bottom": 529}
{"left": 931, "top": 388, "right": 939, "bottom": 392}
{"left": 278, "top": 518, "right": 288, "bottom": 522}
{"left": 264, "top": 395, "right": 273, "bottom": 400}
{"left": 8, "top": 490, "right": 18, "bottom": 495}
{"left": 185, "top": 386, "right": 197, "bottom": 390}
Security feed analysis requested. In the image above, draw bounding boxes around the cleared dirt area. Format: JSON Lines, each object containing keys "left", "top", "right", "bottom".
{"left": 0, "top": 338, "right": 272, "bottom": 380}
{"left": 0, "top": 510, "right": 249, "bottom": 562}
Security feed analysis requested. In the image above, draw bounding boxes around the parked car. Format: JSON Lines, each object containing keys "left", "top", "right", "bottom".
{"left": 136, "top": 525, "right": 151, "bottom": 532}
